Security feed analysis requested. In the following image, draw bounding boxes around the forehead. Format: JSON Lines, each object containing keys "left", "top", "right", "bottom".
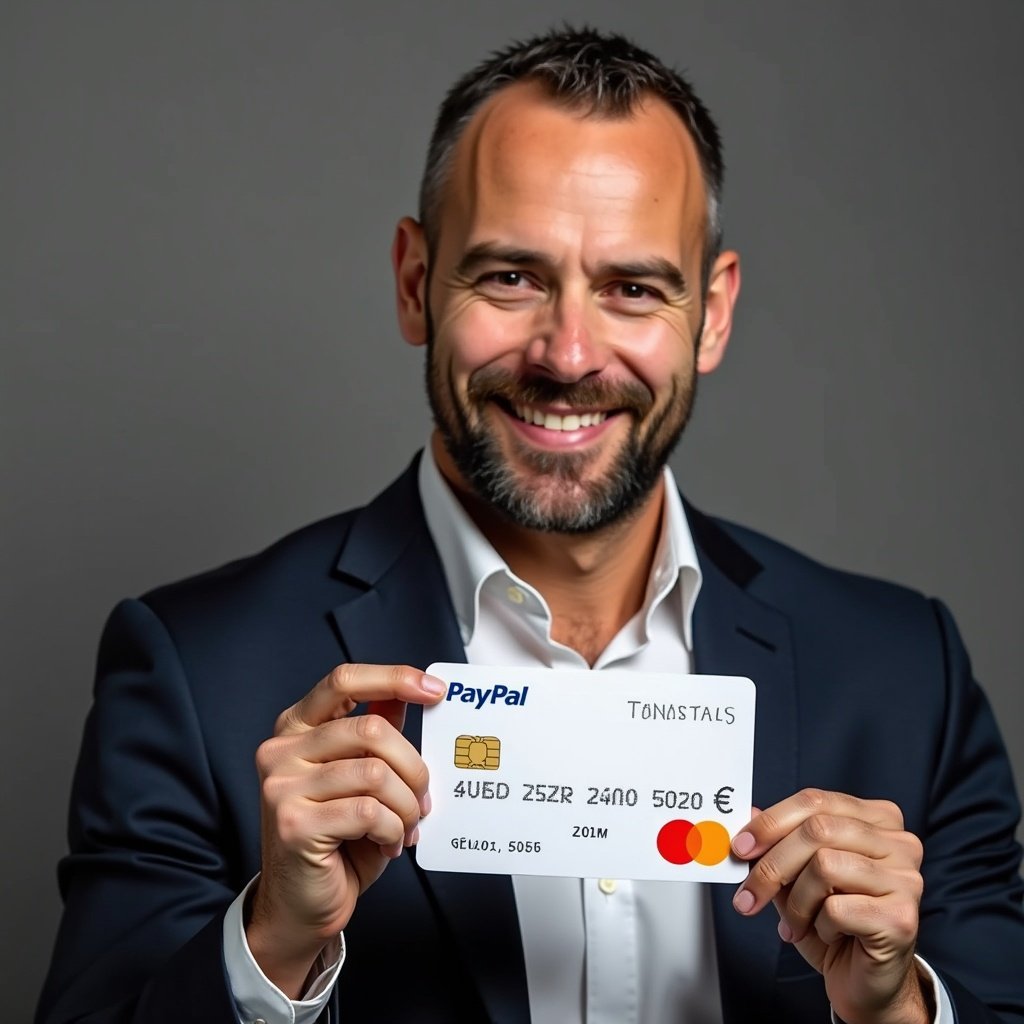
{"left": 439, "top": 80, "right": 707, "bottom": 261}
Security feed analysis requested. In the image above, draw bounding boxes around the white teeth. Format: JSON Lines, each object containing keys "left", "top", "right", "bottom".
{"left": 513, "top": 404, "right": 608, "bottom": 431}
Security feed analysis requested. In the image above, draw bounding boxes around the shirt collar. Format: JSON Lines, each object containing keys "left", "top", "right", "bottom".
{"left": 418, "top": 445, "right": 702, "bottom": 650}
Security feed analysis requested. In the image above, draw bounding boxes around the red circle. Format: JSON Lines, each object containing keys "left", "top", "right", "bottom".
{"left": 656, "top": 819, "right": 699, "bottom": 864}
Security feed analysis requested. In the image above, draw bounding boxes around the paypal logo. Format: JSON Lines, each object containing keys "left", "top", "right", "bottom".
{"left": 445, "top": 681, "right": 529, "bottom": 710}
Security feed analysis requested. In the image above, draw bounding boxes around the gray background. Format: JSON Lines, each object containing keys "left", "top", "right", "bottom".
{"left": 4, "top": 1, "right": 1022, "bottom": 1016}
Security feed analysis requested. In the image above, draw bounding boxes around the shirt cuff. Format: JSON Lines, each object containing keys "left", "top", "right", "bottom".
{"left": 828, "top": 954, "right": 952, "bottom": 1023}
{"left": 222, "top": 875, "right": 345, "bottom": 1024}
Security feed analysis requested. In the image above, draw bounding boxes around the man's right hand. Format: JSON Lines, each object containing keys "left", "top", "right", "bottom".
{"left": 246, "top": 663, "right": 447, "bottom": 997}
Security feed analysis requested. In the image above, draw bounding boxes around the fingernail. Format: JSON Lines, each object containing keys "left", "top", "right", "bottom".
{"left": 409, "top": 826, "right": 420, "bottom": 846}
{"left": 733, "top": 888, "right": 756, "bottom": 914}
{"left": 420, "top": 790, "right": 432, "bottom": 817}
{"left": 383, "top": 840, "right": 403, "bottom": 860}
{"left": 420, "top": 674, "right": 446, "bottom": 696}
{"left": 732, "top": 831, "right": 756, "bottom": 857}
{"left": 778, "top": 919, "right": 794, "bottom": 943}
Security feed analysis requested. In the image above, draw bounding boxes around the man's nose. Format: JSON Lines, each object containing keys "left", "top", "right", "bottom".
{"left": 524, "top": 298, "right": 608, "bottom": 383}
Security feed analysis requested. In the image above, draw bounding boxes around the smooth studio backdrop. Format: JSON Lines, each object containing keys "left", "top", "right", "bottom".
{"left": 4, "top": 2, "right": 1022, "bottom": 1016}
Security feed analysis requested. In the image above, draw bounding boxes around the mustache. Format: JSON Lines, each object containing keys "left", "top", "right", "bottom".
{"left": 466, "top": 368, "right": 655, "bottom": 416}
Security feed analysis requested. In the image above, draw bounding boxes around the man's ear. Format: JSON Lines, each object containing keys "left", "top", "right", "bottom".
{"left": 391, "top": 216, "right": 429, "bottom": 346}
{"left": 696, "top": 250, "right": 741, "bottom": 374}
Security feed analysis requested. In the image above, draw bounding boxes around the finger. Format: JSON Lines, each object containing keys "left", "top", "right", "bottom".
{"left": 772, "top": 894, "right": 828, "bottom": 972}
{"left": 258, "top": 713, "right": 432, "bottom": 819}
{"left": 307, "top": 795, "right": 408, "bottom": 851}
{"left": 298, "top": 714, "right": 431, "bottom": 804}
{"left": 297, "top": 756, "right": 423, "bottom": 836}
{"left": 276, "top": 663, "right": 447, "bottom": 735}
{"left": 735, "top": 816, "right": 919, "bottom": 915}
{"left": 810, "top": 891, "right": 920, "bottom": 954}
{"left": 779, "top": 846, "right": 920, "bottom": 942}
{"left": 732, "top": 789, "right": 905, "bottom": 860}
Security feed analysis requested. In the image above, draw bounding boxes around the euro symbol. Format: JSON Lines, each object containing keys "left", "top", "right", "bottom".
{"left": 713, "top": 786, "right": 735, "bottom": 814}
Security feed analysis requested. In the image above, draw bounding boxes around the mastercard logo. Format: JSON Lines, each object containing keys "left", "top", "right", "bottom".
{"left": 656, "top": 819, "right": 732, "bottom": 866}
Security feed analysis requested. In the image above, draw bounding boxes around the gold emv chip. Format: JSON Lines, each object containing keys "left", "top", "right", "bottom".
{"left": 454, "top": 735, "right": 501, "bottom": 770}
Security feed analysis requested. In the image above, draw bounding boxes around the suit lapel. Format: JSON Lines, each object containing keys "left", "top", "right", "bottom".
{"left": 328, "top": 458, "right": 531, "bottom": 1023}
{"left": 687, "top": 503, "right": 799, "bottom": 1020}
{"left": 328, "top": 463, "right": 465, "bottom": 751}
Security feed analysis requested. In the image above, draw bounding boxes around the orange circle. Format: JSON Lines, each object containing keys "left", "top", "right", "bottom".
{"left": 692, "top": 820, "right": 731, "bottom": 865}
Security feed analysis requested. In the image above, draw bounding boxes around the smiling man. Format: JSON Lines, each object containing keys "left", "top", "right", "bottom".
{"left": 37, "top": 27, "right": 1023, "bottom": 1024}
{"left": 404, "top": 78, "right": 724, "bottom": 539}
{"left": 392, "top": 75, "right": 737, "bottom": 667}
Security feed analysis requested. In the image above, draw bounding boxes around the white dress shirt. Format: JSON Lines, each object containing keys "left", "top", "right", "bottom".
{"left": 221, "top": 445, "right": 950, "bottom": 1023}
{"left": 418, "top": 447, "right": 720, "bottom": 1024}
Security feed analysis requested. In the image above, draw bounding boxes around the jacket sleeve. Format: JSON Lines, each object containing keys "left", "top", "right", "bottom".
{"left": 36, "top": 598, "right": 249, "bottom": 1024}
{"left": 918, "top": 600, "right": 1024, "bottom": 1024}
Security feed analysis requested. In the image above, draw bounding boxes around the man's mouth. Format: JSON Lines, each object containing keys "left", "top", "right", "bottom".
{"left": 510, "top": 403, "right": 610, "bottom": 432}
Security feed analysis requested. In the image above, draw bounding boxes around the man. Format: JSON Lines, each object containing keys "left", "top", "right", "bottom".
{"left": 37, "top": 27, "right": 1023, "bottom": 1024}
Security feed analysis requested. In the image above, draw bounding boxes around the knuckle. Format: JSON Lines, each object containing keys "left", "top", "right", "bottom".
{"left": 390, "top": 663, "right": 414, "bottom": 688}
{"left": 254, "top": 737, "right": 283, "bottom": 777}
{"left": 408, "top": 758, "right": 430, "bottom": 793}
{"left": 797, "top": 787, "right": 828, "bottom": 813}
{"left": 260, "top": 772, "right": 289, "bottom": 807}
{"left": 275, "top": 800, "right": 306, "bottom": 845}
{"left": 889, "top": 899, "right": 920, "bottom": 943}
{"left": 401, "top": 798, "right": 421, "bottom": 827}
{"left": 876, "top": 798, "right": 904, "bottom": 828}
{"left": 810, "top": 845, "right": 844, "bottom": 881}
{"left": 801, "top": 813, "right": 838, "bottom": 846}
{"left": 273, "top": 707, "right": 296, "bottom": 735}
{"left": 359, "top": 757, "right": 388, "bottom": 788}
{"left": 753, "top": 852, "right": 789, "bottom": 888}
{"left": 352, "top": 796, "right": 380, "bottom": 829}
{"left": 329, "top": 663, "right": 358, "bottom": 694}
{"left": 787, "top": 898, "right": 814, "bottom": 926}
{"left": 752, "top": 809, "right": 782, "bottom": 836}
{"left": 902, "top": 831, "right": 924, "bottom": 865}
{"left": 904, "top": 868, "right": 925, "bottom": 902}
{"left": 355, "top": 713, "right": 387, "bottom": 743}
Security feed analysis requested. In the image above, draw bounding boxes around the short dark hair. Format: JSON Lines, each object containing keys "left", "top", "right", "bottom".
{"left": 419, "top": 26, "right": 725, "bottom": 284}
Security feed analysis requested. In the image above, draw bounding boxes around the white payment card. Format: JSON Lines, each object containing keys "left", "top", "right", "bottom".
{"left": 417, "top": 664, "right": 755, "bottom": 883}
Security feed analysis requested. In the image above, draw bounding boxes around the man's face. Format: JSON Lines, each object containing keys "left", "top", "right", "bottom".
{"left": 397, "top": 82, "right": 732, "bottom": 533}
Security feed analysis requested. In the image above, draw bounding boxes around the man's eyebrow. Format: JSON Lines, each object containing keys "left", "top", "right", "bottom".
{"left": 454, "top": 242, "right": 554, "bottom": 278}
{"left": 595, "top": 258, "right": 688, "bottom": 296}
{"left": 454, "top": 244, "right": 688, "bottom": 296}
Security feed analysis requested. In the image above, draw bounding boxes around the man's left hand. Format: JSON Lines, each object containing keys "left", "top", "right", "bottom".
{"left": 731, "top": 789, "right": 931, "bottom": 1024}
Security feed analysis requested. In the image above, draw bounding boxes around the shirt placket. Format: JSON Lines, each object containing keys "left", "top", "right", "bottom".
{"left": 585, "top": 876, "right": 639, "bottom": 1024}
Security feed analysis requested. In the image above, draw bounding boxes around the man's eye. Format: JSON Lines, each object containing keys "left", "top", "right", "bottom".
{"left": 616, "top": 282, "right": 655, "bottom": 300}
{"left": 483, "top": 271, "right": 530, "bottom": 288}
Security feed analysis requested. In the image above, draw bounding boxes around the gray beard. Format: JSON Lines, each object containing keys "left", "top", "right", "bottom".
{"left": 427, "top": 358, "right": 696, "bottom": 535}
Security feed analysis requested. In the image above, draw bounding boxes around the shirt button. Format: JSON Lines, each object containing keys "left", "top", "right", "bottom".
{"left": 506, "top": 585, "right": 526, "bottom": 605}
{"left": 598, "top": 878, "right": 617, "bottom": 895}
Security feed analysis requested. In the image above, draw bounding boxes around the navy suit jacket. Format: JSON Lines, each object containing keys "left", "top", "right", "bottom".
{"left": 37, "top": 458, "right": 1024, "bottom": 1022}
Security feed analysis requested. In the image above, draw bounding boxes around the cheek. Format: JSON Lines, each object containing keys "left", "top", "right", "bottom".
{"left": 613, "top": 318, "right": 696, "bottom": 397}
{"left": 435, "top": 301, "right": 533, "bottom": 380}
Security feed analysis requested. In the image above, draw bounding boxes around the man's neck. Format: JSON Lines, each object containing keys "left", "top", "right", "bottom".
{"left": 432, "top": 437, "right": 666, "bottom": 665}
